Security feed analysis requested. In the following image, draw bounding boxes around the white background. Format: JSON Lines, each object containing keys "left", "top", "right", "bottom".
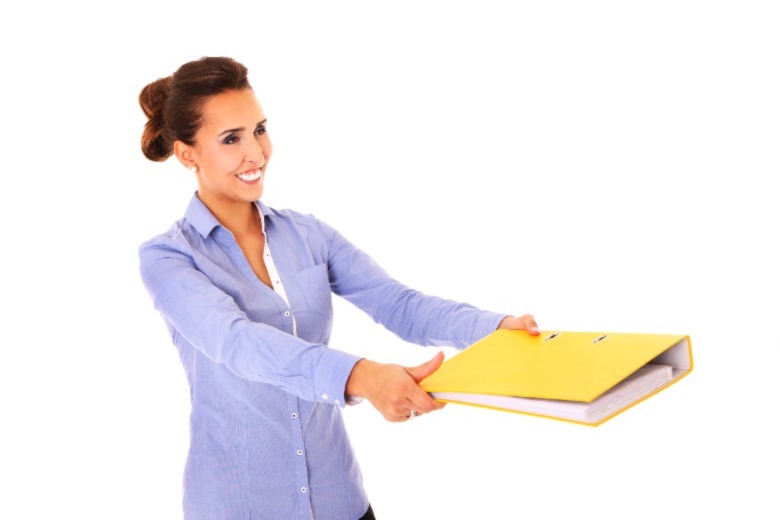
{"left": 2, "top": 1, "right": 778, "bottom": 518}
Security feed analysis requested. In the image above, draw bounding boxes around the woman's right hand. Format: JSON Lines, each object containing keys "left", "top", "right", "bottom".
{"left": 345, "top": 352, "right": 446, "bottom": 422}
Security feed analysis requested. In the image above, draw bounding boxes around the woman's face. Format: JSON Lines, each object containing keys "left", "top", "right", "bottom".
{"left": 184, "top": 88, "right": 273, "bottom": 207}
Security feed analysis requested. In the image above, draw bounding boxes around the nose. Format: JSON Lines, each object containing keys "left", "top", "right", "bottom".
{"left": 245, "top": 135, "right": 266, "bottom": 168}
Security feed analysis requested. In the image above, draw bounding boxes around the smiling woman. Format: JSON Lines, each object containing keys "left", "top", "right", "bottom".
{"left": 137, "top": 56, "right": 539, "bottom": 520}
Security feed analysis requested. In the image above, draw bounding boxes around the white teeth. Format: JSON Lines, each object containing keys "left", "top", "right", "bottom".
{"left": 238, "top": 170, "right": 262, "bottom": 182}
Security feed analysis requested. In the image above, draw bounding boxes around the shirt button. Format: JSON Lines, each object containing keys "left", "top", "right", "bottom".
{"left": 284, "top": 311, "right": 291, "bottom": 317}
{"left": 300, "top": 487, "right": 307, "bottom": 493}
{"left": 321, "top": 393, "right": 329, "bottom": 400}
{"left": 291, "top": 412, "right": 298, "bottom": 419}
{"left": 296, "top": 450, "right": 303, "bottom": 456}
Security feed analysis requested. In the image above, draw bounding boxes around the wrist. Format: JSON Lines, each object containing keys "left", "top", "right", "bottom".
{"left": 345, "top": 358, "right": 377, "bottom": 398}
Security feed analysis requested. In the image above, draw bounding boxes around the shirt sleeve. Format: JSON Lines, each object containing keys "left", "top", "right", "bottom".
{"left": 317, "top": 218, "right": 507, "bottom": 349}
{"left": 139, "top": 239, "right": 362, "bottom": 406}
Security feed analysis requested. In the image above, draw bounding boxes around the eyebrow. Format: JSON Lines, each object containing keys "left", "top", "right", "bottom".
{"left": 218, "top": 119, "right": 268, "bottom": 136}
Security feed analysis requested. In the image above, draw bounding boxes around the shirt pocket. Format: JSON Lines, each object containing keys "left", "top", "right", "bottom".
{"left": 294, "top": 263, "right": 333, "bottom": 318}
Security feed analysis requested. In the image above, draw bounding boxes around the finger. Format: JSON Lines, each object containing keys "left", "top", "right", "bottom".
{"left": 387, "top": 414, "right": 407, "bottom": 423}
{"left": 389, "top": 408, "right": 418, "bottom": 422}
{"left": 408, "top": 409, "right": 423, "bottom": 419}
{"left": 380, "top": 402, "right": 407, "bottom": 420}
{"left": 403, "top": 400, "right": 446, "bottom": 420}
{"left": 406, "top": 351, "right": 445, "bottom": 383}
{"left": 405, "top": 389, "right": 444, "bottom": 414}
{"left": 520, "top": 314, "right": 540, "bottom": 335}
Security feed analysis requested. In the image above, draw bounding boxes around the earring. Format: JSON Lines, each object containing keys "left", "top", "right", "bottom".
{"left": 189, "top": 165, "right": 198, "bottom": 173}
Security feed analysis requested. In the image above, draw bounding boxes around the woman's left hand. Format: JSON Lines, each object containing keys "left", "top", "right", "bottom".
{"left": 498, "top": 314, "right": 540, "bottom": 335}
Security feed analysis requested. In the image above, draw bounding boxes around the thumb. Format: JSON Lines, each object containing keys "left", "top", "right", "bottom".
{"left": 407, "top": 351, "right": 445, "bottom": 383}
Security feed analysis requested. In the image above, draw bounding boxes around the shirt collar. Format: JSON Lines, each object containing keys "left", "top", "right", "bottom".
{"left": 255, "top": 199, "right": 271, "bottom": 234}
{"left": 184, "top": 192, "right": 274, "bottom": 239}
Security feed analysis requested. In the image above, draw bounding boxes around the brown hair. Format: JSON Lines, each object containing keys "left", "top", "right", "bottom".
{"left": 139, "top": 57, "right": 251, "bottom": 162}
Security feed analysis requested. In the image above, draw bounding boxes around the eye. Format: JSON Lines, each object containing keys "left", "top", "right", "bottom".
{"left": 223, "top": 134, "right": 239, "bottom": 145}
{"left": 254, "top": 124, "right": 267, "bottom": 136}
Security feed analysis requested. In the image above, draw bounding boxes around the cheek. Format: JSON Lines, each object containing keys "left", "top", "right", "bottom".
{"left": 205, "top": 146, "right": 243, "bottom": 173}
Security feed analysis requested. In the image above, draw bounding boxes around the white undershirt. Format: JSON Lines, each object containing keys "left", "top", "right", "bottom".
{"left": 258, "top": 207, "right": 298, "bottom": 337}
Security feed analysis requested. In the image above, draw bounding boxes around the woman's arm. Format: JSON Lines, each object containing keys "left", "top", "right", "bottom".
{"left": 318, "top": 218, "right": 510, "bottom": 348}
{"left": 139, "top": 239, "right": 361, "bottom": 406}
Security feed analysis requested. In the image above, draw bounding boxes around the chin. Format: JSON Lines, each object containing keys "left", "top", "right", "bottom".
{"left": 247, "top": 185, "right": 264, "bottom": 201}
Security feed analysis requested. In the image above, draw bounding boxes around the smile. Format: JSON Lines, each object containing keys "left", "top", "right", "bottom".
{"left": 237, "top": 169, "right": 263, "bottom": 183}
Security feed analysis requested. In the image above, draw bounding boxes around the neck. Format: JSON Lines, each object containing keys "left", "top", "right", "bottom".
{"left": 197, "top": 192, "right": 261, "bottom": 237}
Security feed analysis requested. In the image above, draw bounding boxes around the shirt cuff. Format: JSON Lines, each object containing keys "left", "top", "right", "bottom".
{"left": 314, "top": 348, "right": 363, "bottom": 408}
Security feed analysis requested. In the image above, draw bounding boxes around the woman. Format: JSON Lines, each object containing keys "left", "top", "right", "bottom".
{"left": 138, "top": 56, "right": 539, "bottom": 520}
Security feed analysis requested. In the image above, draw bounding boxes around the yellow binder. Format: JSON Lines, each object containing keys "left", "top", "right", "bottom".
{"left": 420, "top": 329, "right": 693, "bottom": 426}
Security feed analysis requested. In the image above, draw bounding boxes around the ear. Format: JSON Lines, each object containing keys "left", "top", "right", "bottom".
{"left": 173, "top": 140, "right": 197, "bottom": 170}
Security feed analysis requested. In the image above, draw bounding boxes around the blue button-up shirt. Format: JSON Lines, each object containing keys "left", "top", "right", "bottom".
{"left": 139, "top": 193, "right": 506, "bottom": 520}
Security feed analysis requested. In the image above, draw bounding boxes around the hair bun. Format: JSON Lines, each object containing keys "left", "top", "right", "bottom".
{"left": 139, "top": 76, "right": 171, "bottom": 118}
{"left": 140, "top": 76, "right": 174, "bottom": 161}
